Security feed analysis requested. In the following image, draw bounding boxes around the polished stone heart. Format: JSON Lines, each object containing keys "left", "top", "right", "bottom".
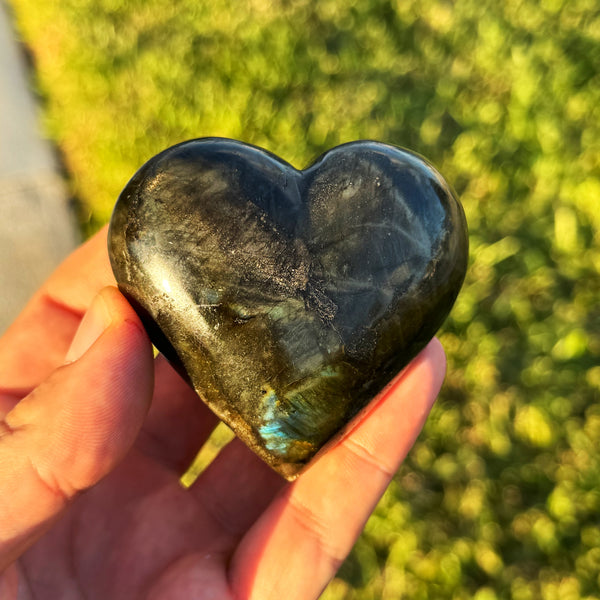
{"left": 108, "top": 138, "right": 468, "bottom": 479}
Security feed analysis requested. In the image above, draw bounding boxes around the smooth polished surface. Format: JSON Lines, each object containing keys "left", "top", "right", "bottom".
{"left": 109, "top": 138, "right": 468, "bottom": 479}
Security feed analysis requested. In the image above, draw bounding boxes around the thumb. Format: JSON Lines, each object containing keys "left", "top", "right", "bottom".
{"left": 0, "top": 286, "right": 154, "bottom": 570}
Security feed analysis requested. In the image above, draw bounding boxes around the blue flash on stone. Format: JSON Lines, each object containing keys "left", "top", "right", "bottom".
{"left": 258, "top": 367, "right": 343, "bottom": 459}
{"left": 259, "top": 387, "right": 292, "bottom": 455}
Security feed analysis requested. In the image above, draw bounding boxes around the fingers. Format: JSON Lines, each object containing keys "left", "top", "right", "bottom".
{"left": 229, "top": 339, "right": 446, "bottom": 600}
{"left": 0, "top": 226, "right": 114, "bottom": 392}
{"left": 0, "top": 287, "right": 154, "bottom": 571}
{"left": 0, "top": 225, "right": 221, "bottom": 475}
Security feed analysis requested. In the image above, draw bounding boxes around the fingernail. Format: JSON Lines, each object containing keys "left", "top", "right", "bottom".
{"left": 65, "top": 291, "right": 113, "bottom": 363}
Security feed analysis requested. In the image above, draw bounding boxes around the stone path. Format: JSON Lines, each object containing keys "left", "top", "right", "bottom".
{"left": 0, "top": 3, "right": 78, "bottom": 333}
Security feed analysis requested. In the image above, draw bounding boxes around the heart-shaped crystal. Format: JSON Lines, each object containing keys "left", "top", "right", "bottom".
{"left": 108, "top": 139, "right": 468, "bottom": 479}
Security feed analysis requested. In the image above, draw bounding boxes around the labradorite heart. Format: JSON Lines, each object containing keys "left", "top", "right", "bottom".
{"left": 108, "top": 138, "right": 468, "bottom": 479}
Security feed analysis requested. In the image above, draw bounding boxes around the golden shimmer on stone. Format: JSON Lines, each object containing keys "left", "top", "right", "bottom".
{"left": 108, "top": 138, "right": 468, "bottom": 480}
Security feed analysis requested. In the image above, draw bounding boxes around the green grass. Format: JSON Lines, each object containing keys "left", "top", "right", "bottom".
{"left": 9, "top": 0, "right": 600, "bottom": 597}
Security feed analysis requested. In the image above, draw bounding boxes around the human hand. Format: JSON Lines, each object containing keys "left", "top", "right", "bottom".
{"left": 0, "top": 228, "right": 445, "bottom": 599}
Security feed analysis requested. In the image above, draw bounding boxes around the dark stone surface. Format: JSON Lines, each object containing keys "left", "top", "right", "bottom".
{"left": 109, "top": 138, "right": 468, "bottom": 479}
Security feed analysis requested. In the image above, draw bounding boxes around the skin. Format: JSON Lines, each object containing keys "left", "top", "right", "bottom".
{"left": 0, "top": 228, "right": 445, "bottom": 599}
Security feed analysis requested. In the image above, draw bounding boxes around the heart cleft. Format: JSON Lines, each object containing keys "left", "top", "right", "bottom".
{"left": 108, "top": 138, "right": 468, "bottom": 480}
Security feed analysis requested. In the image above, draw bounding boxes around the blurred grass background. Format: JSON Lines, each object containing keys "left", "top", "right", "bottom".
{"left": 8, "top": 0, "right": 600, "bottom": 597}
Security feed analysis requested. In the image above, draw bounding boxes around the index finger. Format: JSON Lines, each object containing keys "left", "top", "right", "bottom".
{"left": 0, "top": 226, "right": 114, "bottom": 393}
{"left": 230, "top": 338, "right": 446, "bottom": 600}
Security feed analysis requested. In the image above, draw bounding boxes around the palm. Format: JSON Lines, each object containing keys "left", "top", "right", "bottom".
{"left": 20, "top": 356, "right": 287, "bottom": 599}
{"left": 1, "top": 229, "right": 445, "bottom": 599}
